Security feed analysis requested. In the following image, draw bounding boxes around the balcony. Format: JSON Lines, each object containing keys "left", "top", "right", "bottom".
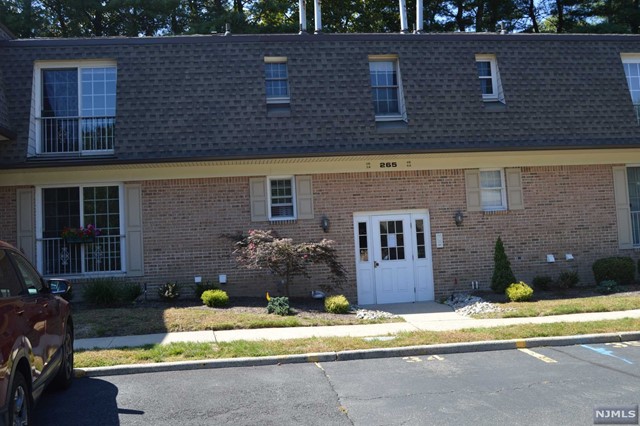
{"left": 41, "top": 235, "right": 123, "bottom": 276}
{"left": 39, "top": 116, "right": 115, "bottom": 155}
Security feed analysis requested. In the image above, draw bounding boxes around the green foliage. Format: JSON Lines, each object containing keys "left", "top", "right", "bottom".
{"left": 266, "top": 296, "right": 291, "bottom": 316}
{"left": 194, "top": 281, "right": 219, "bottom": 300}
{"left": 592, "top": 257, "right": 636, "bottom": 285}
{"left": 532, "top": 276, "right": 553, "bottom": 291}
{"left": 82, "top": 278, "right": 141, "bottom": 306}
{"left": 158, "top": 282, "right": 180, "bottom": 301}
{"left": 324, "top": 295, "right": 351, "bottom": 314}
{"left": 201, "top": 289, "right": 229, "bottom": 307}
{"left": 505, "top": 282, "right": 534, "bottom": 302}
{"left": 557, "top": 271, "right": 579, "bottom": 289}
{"left": 596, "top": 280, "right": 619, "bottom": 295}
{"left": 233, "top": 229, "right": 346, "bottom": 297}
{"left": 491, "top": 237, "right": 517, "bottom": 294}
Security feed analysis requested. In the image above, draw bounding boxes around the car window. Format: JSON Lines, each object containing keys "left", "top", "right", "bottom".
{"left": 10, "top": 252, "right": 44, "bottom": 295}
{"left": 0, "top": 249, "right": 25, "bottom": 297}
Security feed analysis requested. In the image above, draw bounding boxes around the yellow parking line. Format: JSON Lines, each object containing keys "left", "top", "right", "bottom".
{"left": 518, "top": 348, "right": 558, "bottom": 363}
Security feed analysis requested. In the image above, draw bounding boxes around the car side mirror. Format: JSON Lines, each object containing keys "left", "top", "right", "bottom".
{"left": 48, "top": 279, "right": 72, "bottom": 295}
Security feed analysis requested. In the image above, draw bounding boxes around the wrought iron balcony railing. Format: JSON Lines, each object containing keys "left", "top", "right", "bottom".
{"left": 39, "top": 116, "right": 115, "bottom": 154}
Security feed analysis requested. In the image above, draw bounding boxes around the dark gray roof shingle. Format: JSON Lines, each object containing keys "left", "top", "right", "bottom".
{"left": 1, "top": 32, "right": 639, "bottom": 168}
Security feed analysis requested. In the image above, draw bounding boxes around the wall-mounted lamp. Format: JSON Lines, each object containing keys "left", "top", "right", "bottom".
{"left": 454, "top": 210, "right": 465, "bottom": 227}
{"left": 321, "top": 216, "right": 330, "bottom": 233}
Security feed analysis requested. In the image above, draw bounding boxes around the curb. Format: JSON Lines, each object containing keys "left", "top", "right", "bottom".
{"left": 74, "top": 331, "right": 640, "bottom": 378}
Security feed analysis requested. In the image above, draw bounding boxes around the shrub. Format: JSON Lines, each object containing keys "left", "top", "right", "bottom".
{"left": 324, "top": 295, "right": 351, "bottom": 314}
{"left": 592, "top": 257, "right": 635, "bottom": 285}
{"left": 505, "top": 281, "right": 534, "bottom": 302}
{"left": 158, "top": 282, "right": 180, "bottom": 301}
{"left": 596, "top": 280, "right": 619, "bottom": 295}
{"left": 82, "top": 279, "right": 141, "bottom": 306}
{"left": 557, "top": 271, "right": 579, "bottom": 289}
{"left": 532, "top": 275, "right": 553, "bottom": 291}
{"left": 201, "top": 289, "right": 229, "bottom": 307}
{"left": 267, "top": 296, "right": 291, "bottom": 316}
{"left": 491, "top": 237, "right": 516, "bottom": 294}
{"left": 194, "top": 281, "right": 219, "bottom": 300}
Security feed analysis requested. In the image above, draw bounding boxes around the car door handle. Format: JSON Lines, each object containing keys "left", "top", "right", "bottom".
{"left": 15, "top": 309, "right": 24, "bottom": 315}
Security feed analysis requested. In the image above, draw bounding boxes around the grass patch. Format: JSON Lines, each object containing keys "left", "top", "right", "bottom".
{"left": 73, "top": 306, "right": 401, "bottom": 339}
{"left": 473, "top": 295, "right": 640, "bottom": 319}
{"left": 75, "top": 318, "right": 640, "bottom": 368}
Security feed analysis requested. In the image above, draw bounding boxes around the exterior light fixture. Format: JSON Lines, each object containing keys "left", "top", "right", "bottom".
{"left": 321, "top": 216, "right": 330, "bottom": 233}
{"left": 454, "top": 210, "right": 465, "bottom": 227}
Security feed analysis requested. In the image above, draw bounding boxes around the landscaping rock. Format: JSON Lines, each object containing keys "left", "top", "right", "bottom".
{"left": 353, "top": 308, "right": 399, "bottom": 320}
{"left": 445, "top": 293, "right": 506, "bottom": 316}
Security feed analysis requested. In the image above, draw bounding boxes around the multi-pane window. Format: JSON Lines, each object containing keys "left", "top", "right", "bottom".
{"left": 628, "top": 167, "right": 640, "bottom": 246}
{"left": 269, "top": 178, "right": 295, "bottom": 219}
{"left": 379, "top": 220, "right": 405, "bottom": 261}
{"left": 476, "top": 55, "right": 499, "bottom": 101}
{"left": 622, "top": 57, "right": 640, "bottom": 123}
{"left": 415, "top": 219, "right": 426, "bottom": 259}
{"left": 357, "top": 222, "right": 369, "bottom": 261}
{"left": 41, "top": 185, "right": 122, "bottom": 275}
{"left": 265, "top": 61, "right": 290, "bottom": 104}
{"left": 480, "top": 170, "right": 507, "bottom": 211}
{"left": 39, "top": 63, "right": 116, "bottom": 154}
{"left": 369, "top": 59, "right": 403, "bottom": 119}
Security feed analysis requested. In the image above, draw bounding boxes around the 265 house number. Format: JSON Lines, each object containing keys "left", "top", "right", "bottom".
{"left": 379, "top": 162, "right": 397, "bottom": 168}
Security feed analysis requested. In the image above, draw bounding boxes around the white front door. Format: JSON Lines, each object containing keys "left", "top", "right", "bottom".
{"left": 354, "top": 211, "right": 435, "bottom": 305}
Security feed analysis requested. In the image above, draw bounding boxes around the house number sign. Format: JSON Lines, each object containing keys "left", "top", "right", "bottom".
{"left": 379, "top": 162, "right": 398, "bottom": 168}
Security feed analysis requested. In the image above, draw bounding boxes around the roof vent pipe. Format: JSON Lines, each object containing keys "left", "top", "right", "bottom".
{"left": 299, "top": 0, "right": 307, "bottom": 33}
{"left": 314, "top": 0, "right": 322, "bottom": 34}
{"left": 415, "top": 0, "right": 424, "bottom": 33}
{"left": 399, "top": 0, "right": 409, "bottom": 33}
{"left": 224, "top": 23, "right": 231, "bottom": 36}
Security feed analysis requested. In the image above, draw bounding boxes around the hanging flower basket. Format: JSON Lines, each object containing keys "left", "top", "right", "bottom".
{"left": 61, "top": 224, "right": 101, "bottom": 244}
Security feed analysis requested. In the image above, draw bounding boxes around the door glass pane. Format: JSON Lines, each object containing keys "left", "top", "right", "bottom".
{"left": 0, "top": 250, "right": 24, "bottom": 297}
{"left": 415, "top": 219, "right": 426, "bottom": 259}
{"left": 379, "top": 220, "right": 405, "bottom": 261}
{"left": 357, "top": 222, "right": 368, "bottom": 262}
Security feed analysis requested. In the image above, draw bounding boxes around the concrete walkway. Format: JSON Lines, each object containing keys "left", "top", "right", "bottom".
{"left": 74, "top": 302, "right": 640, "bottom": 351}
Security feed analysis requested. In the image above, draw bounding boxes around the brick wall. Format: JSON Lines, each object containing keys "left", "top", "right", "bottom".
{"left": 0, "top": 165, "right": 635, "bottom": 302}
{"left": 138, "top": 164, "right": 637, "bottom": 301}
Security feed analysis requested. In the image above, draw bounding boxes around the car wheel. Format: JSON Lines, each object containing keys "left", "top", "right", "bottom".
{"left": 53, "top": 324, "right": 74, "bottom": 389}
{"left": 9, "top": 371, "right": 32, "bottom": 426}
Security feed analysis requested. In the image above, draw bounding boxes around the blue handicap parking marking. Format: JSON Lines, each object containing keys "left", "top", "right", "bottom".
{"left": 581, "top": 344, "right": 634, "bottom": 365}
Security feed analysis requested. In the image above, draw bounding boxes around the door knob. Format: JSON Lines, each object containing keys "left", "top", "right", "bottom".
{"left": 374, "top": 261, "right": 379, "bottom": 268}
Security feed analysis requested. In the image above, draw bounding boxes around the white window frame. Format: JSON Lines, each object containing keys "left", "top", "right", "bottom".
{"left": 621, "top": 54, "right": 640, "bottom": 123}
{"left": 475, "top": 54, "right": 499, "bottom": 102}
{"left": 34, "top": 182, "right": 126, "bottom": 276}
{"left": 268, "top": 176, "right": 297, "bottom": 221}
{"left": 32, "top": 60, "right": 117, "bottom": 156}
{"left": 264, "top": 56, "right": 290, "bottom": 105}
{"left": 368, "top": 55, "right": 406, "bottom": 122}
{"left": 479, "top": 169, "right": 507, "bottom": 211}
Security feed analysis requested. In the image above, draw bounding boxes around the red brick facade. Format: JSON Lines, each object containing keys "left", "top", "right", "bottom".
{"left": 1, "top": 164, "right": 637, "bottom": 302}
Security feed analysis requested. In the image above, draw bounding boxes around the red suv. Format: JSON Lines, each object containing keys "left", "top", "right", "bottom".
{"left": 0, "top": 241, "right": 73, "bottom": 425}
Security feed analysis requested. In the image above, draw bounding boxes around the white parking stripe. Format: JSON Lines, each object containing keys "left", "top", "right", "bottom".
{"left": 518, "top": 348, "right": 558, "bottom": 363}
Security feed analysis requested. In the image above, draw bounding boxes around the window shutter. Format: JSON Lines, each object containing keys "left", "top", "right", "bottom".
{"left": 296, "top": 175, "right": 314, "bottom": 219}
{"left": 505, "top": 168, "right": 524, "bottom": 210}
{"left": 464, "top": 170, "right": 482, "bottom": 212}
{"left": 612, "top": 166, "right": 633, "bottom": 249}
{"left": 16, "top": 188, "right": 35, "bottom": 263}
{"left": 250, "top": 177, "right": 268, "bottom": 222}
{"left": 125, "top": 184, "right": 144, "bottom": 277}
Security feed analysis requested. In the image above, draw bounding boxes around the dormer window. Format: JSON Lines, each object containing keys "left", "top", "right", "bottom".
{"left": 475, "top": 54, "right": 505, "bottom": 104}
{"left": 621, "top": 54, "right": 640, "bottom": 123}
{"left": 264, "top": 57, "right": 289, "bottom": 104}
{"left": 369, "top": 55, "right": 406, "bottom": 122}
{"left": 33, "top": 61, "right": 116, "bottom": 156}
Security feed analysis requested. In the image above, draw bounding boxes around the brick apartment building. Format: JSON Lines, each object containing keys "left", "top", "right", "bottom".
{"left": 0, "top": 23, "right": 639, "bottom": 304}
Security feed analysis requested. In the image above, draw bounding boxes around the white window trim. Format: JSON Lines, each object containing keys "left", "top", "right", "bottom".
{"left": 268, "top": 176, "right": 297, "bottom": 221}
{"left": 369, "top": 55, "right": 406, "bottom": 122}
{"left": 479, "top": 168, "right": 507, "bottom": 211}
{"left": 475, "top": 54, "right": 499, "bottom": 102}
{"left": 34, "top": 182, "right": 126, "bottom": 276}
{"left": 32, "top": 60, "right": 117, "bottom": 156}
{"left": 264, "top": 57, "right": 290, "bottom": 105}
